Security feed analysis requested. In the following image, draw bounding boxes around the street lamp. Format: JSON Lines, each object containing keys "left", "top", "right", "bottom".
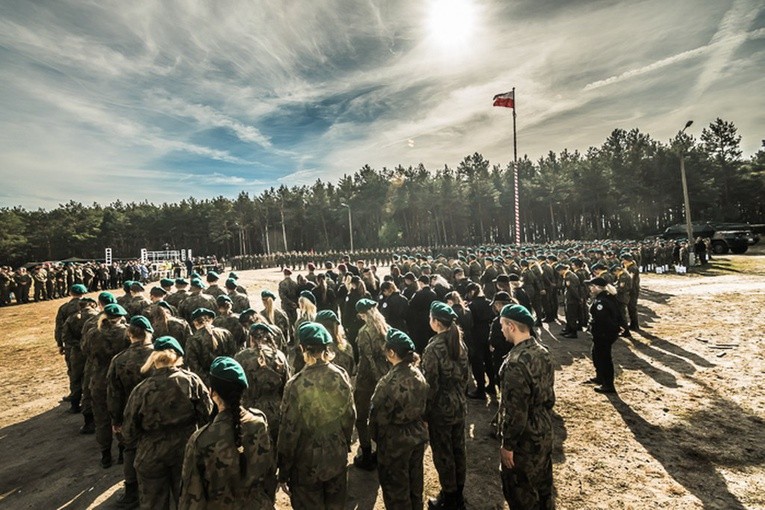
{"left": 341, "top": 203, "right": 354, "bottom": 253}
{"left": 679, "top": 120, "right": 695, "bottom": 266}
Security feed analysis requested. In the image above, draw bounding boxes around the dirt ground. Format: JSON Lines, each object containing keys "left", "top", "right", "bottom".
{"left": 1, "top": 250, "right": 764, "bottom": 510}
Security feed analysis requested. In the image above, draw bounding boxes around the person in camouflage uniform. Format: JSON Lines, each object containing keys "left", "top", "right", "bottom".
{"left": 621, "top": 253, "right": 641, "bottom": 331}
{"left": 277, "top": 322, "right": 355, "bottom": 510}
{"left": 55, "top": 284, "right": 87, "bottom": 400}
{"left": 203, "top": 271, "right": 226, "bottom": 300}
{"left": 496, "top": 305, "right": 555, "bottom": 510}
{"left": 150, "top": 301, "right": 193, "bottom": 348}
{"left": 126, "top": 282, "right": 151, "bottom": 319}
{"left": 61, "top": 296, "right": 98, "bottom": 413}
{"left": 107, "top": 315, "right": 155, "bottom": 509}
{"left": 122, "top": 336, "right": 212, "bottom": 510}
{"left": 234, "top": 323, "right": 291, "bottom": 445}
{"left": 165, "top": 278, "right": 189, "bottom": 309}
{"left": 84, "top": 303, "right": 131, "bottom": 468}
{"left": 352, "top": 298, "right": 391, "bottom": 471}
{"left": 368, "top": 328, "right": 429, "bottom": 510}
{"left": 260, "top": 290, "right": 292, "bottom": 346}
{"left": 225, "top": 277, "right": 251, "bottom": 313}
{"left": 556, "top": 263, "right": 581, "bottom": 339}
{"left": 315, "top": 310, "right": 356, "bottom": 377}
{"left": 185, "top": 308, "right": 237, "bottom": 386}
{"left": 213, "top": 295, "right": 246, "bottom": 350}
{"left": 422, "top": 301, "right": 470, "bottom": 510}
{"left": 179, "top": 357, "right": 276, "bottom": 509}
{"left": 179, "top": 279, "right": 217, "bottom": 325}
{"left": 611, "top": 263, "right": 632, "bottom": 338}
{"left": 278, "top": 269, "right": 299, "bottom": 328}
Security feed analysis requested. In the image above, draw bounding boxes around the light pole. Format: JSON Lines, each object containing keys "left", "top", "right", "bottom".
{"left": 341, "top": 203, "right": 354, "bottom": 253}
{"left": 679, "top": 120, "right": 695, "bottom": 266}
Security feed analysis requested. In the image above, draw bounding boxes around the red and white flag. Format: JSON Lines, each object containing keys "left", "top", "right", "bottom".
{"left": 492, "top": 91, "right": 514, "bottom": 109}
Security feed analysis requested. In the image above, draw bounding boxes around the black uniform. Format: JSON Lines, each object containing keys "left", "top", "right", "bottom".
{"left": 589, "top": 291, "right": 625, "bottom": 390}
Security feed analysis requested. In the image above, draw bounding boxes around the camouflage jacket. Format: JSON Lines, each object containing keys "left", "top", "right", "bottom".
{"left": 498, "top": 337, "right": 555, "bottom": 454}
{"left": 166, "top": 289, "right": 188, "bottom": 309}
{"left": 122, "top": 366, "right": 212, "bottom": 470}
{"left": 615, "top": 271, "right": 632, "bottom": 304}
{"left": 277, "top": 361, "right": 355, "bottom": 484}
{"left": 180, "top": 293, "right": 218, "bottom": 324}
{"left": 203, "top": 285, "right": 226, "bottom": 300}
{"left": 186, "top": 326, "right": 237, "bottom": 385}
{"left": 355, "top": 324, "right": 390, "bottom": 392}
{"left": 61, "top": 307, "right": 98, "bottom": 349}
{"left": 213, "top": 313, "right": 247, "bottom": 350}
{"left": 227, "top": 291, "right": 251, "bottom": 314}
{"left": 55, "top": 297, "right": 81, "bottom": 347}
{"left": 85, "top": 321, "right": 130, "bottom": 391}
{"left": 234, "top": 345, "right": 291, "bottom": 436}
{"left": 369, "top": 362, "right": 429, "bottom": 460}
{"left": 421, "top": 332, "right": 469, "bottom": 425}
{"left": 152, "top": 316, "right": 194, "bottom": 348}
{"left": 107, "top": 340, "right": 153, "bottom": 425}
{"left": 277, "top": 278, "right": 298, "bottom": 312}
{"left": 180, "top": 408, "right": 276, "bottom": 510}
{"left": 331, "top": 342, "right": 356, "bottom": 377}
{"left": 259, "top": 309, "right": 291, "bottom": 348}
{"left": 125, "top": 295, "right": 151, "bottom": 319}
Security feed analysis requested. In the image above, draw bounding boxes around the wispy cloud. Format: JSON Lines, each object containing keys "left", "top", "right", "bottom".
{"left": 0, "top": 0, "right": 763, "bottom": 208}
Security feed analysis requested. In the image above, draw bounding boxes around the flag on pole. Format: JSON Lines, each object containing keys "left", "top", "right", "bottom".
{"left": 492, "top": 91, "right": 515, "bottom": 109}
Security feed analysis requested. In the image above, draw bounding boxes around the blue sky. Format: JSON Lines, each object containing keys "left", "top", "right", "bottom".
{"left": 1, "top": 0, "right": 763, "bottom": 209}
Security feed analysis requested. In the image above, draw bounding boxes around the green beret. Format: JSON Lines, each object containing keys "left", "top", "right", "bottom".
{"left": 157, "top": 300, "right": 172, "bottom": 311}
{"left": 430, "top": 301, "right": 457, "bottom": 323}
{"left": 160, "top": 278, "right": 175, "bottom": 287}
{"left": 299, "top": 290, "right": 316, "bottom": 305}
{"left": 122, "top": 280, "right": 134, "bottom": 291}
{"left": 98, "top": 292, "right": 117, "bottom": 305}
{"left": 239, "top": 308, "right": 257, "bottom": 319}
{"left": 191, "top": 272, "right": 201, "bottom": 279}
{"left": 297, "top": 322, "right": 333, "bottom": 346}
{"left": 130, "top": 281, "right": 145, "bottom": 291}
{"left": 206, "top": 271, "right": 220, "bottom": 282}
{"left": 80, "top": 297, "right": 97, "bottom": 305}
{"left": 210, "top": 356, "right": 248, "bottom": 388}
{"left": 500, "top": 304, "right": 535, "bottom": 330}
{"left": 104, "top": 303, "right": 128, "bottom": 317}
{"left": 316, "top": 310, "right": 340, "bottom": 324}
{"left": 130, "top": 315, "right": 154, "bottom": 333}
{"left": 175, "top": 278, "right": 189, "bottom": 286}
{"left": 228, "top": 272, "right": 238, "bottom": 279}
{"left": 191, "top": 278, "right": 206, "bottom": 289}
{"left": 355, "top": 298, "right": 377, "bottom": 313}
{"left": 216, "top": 294, "right": 233, "bottom": 305}
{"left": 261, "top": 289, "right": 276, "bottom": 300}
{"left": 149, "top": 286, "right": 167, "bottom": 297}
{"left": 191, "top": 307, "right": 216, "bottom": 321}
{"left": 154, "top": 336, "right": 184, "bottom": 356}
{"left": 70, "top": 284, "right": 88, "bottom": 295}
{"left": 386, "top": 328, "right": 415, "bottom": 352}
{"left": 225, "top": 278, "right": 237, "bottom": 289}
{"left": 249, "top": 323, "right": 275, "bottom": 336}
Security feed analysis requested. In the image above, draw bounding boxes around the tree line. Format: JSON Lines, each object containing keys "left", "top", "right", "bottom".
{"left": 1, "top": 118, "right": 762, "bottom": 266}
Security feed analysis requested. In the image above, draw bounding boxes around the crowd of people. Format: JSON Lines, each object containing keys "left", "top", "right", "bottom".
{"left": 45, "top": 240, "right": 653, "bottom": 509}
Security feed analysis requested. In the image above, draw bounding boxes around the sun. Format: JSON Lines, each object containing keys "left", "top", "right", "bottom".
{"left": 425, "top": 0, "right": 477, "bottom": 50}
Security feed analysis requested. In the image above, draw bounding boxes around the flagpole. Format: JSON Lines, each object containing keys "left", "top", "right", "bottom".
{"left": 512, "top": 87, "right": 521, "bottom": 244}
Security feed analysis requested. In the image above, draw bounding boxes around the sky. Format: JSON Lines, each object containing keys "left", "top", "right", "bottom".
{"left": 1, "top": 0, "right": 764, "bottom": 209}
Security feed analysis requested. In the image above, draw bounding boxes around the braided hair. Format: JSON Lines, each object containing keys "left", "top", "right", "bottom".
{"left": 210, "top": 376, "right": 247, "bottom": 478}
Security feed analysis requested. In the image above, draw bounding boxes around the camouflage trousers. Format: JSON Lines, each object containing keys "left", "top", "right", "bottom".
{"left": 428, "top": 421, "right": 466, "bottom": 493}
{"left": 289, "top": 469, "right": 347, "bottom": 510}
{"left": 501, "top": 449, "right": 554, "bottom": 510}
{"left": 90, "top": 384, "right": 112, "bottom": 451}
{"left": 354, "top": 385, "right": 375, "bottom": 450}
{"left": 378, "top": 442, "right": 425, "bottom": 510}
{"left": 137, "top": 460, "right": 182, "bottom": 510}
{"left": 67, "top": 346, "right": 85, "bottom": 402}
{"left": 80, "top": 360, "right": 93, "bottom": 416}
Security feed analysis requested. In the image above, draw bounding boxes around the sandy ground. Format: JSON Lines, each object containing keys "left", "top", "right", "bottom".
{"left": 1, "top": 250, "right": 764, "bottom": 510}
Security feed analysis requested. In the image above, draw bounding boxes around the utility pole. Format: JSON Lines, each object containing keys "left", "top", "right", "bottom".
{"left": 341, "top": 203, "right": 354, "bottom": 253}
